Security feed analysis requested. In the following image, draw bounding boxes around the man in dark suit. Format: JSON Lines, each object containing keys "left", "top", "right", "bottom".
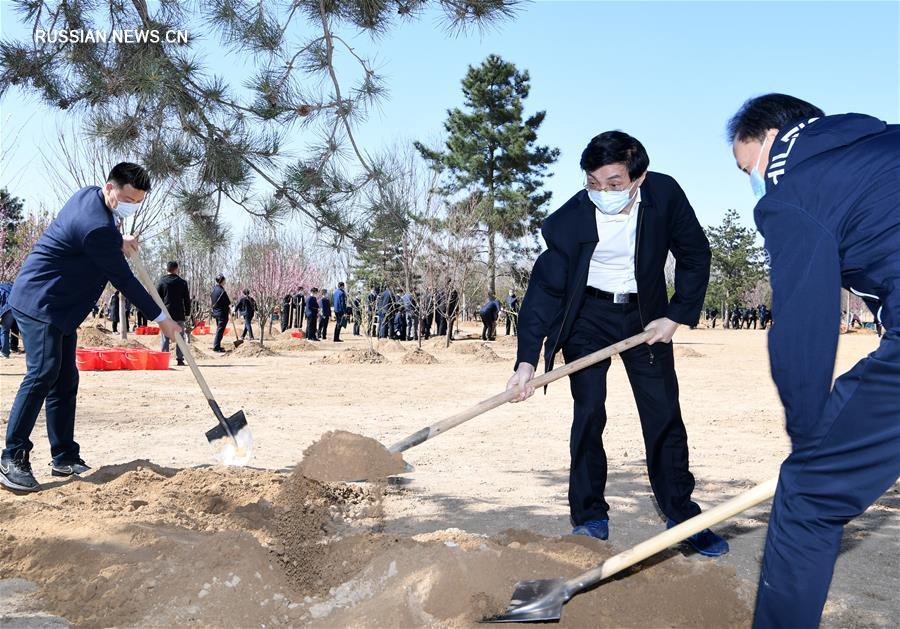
{"left": 156, "top": 260, "right": 191, "bottom": 366}
{"left": 281, "top": 293, "right": 293, "bottom": 332}
{"left": 377, "top": 285, "right": 392, "bottom": 338}
{"left": 318, "top": 289, "right": 332, "bottom": 340}
{"left": 0, "top": 162, "right": 180, "bottom": 492}
{"left": 210, "top": 275, "right": 230, "bottom": 352}
{"left": 236, "top": 288, "right": 256, "bottom": 340}
{"left": 305, "top": 287, "right": 320, "bottom": 341}
{"left": 506, "top": 131, "right": 726, "bottom": 556}
{"left": 480, "top": 293, "right": 500, "bottom": 341}
{"left": 293, "top": 286, "right": 305, "bottom": 330}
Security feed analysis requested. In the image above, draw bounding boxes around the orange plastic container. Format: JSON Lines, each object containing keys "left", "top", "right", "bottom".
{"left": 75, "top": 349, "right": 98, "bottom": 371}
{"left": 147, "top": 351, "right": 171, "bottom": 370}
{"left": 124, "top": 348, "right": 150, "bottom": 370}
{"left": 97, "top": 348, "right": 125, "bottom": 370}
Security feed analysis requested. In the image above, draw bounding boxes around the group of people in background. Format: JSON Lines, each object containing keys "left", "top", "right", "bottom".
{"left": 704, "top": 303, "right": 772, "bottom": 329}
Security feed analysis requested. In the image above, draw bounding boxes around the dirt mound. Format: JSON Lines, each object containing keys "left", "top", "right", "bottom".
{"left": 376, "top": 339, "right": 408, "bottom": 353}
{"left": 423, "top": 336, "right": 453, "bottom": 351}
{"left": 77, "top": 327, "right": 145, "bottom": 349}
{"left": 401, "top": 348, "right": 439, "bottom": 364}
{"left": 296, "top": 430, "right": 407, "bottom": 482}
{"left": 230, "top": 342, "right": 280, "bottom": 357}
{"left": 674, "top": 345, "right": 704, "bottom": 358}
{"left": 452, "top": 342, "right": 506, "bottom": 363}
{"left": 266, "top": 337, "right": 320, "bottom": 352}
{"left": 316, "top": 348, "right": 387, "bottom": 365}
{"left": 0, "top": 461, "right": 752, "bottom": 628}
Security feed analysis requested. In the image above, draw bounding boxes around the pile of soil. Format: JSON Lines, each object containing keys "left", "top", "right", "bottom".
{"left": 0, "top": 460, "right": 752, "bottom": 628}
{"left": 673, "top": 345, "right": 704, "bottom": 358}
{"left": 452, "top": 343, "right": 506, "bottom": 363}
{"left": 266, "top": 338, "right": 320, "bottom": 352}
{"left": 401, "top": 348, "right": 439, "bottom": 364}
{"left": 77, "top": 326, "right": 145, "bottom": 349}
{"left": 231, "top": 342, "right": 280, "bottom": 358}
{"left": 376, "top": 339, "right": 408, "bottom": 354}
{"left": 316, "top": 348, "right": 387, "bottom": 365}
{"left": 296, "top": 430, "right": 407, "bottom": 482}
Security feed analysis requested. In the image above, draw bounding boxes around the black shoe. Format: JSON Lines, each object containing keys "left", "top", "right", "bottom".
{"left": 51, "top": 457, "right": 91, "bottom": 477}
{"left": 177, "top": 360, "right": 185, "bottom": 366}
{"left": 0, "top": 451, "right": 40, "bottom": 492}
{"left": 212, "top": 347, "right": 225, "bottom": 353}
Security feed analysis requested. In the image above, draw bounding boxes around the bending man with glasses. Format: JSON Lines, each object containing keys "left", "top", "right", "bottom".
{"left": 507, "top": 131, "right": 727, "bottom": 556}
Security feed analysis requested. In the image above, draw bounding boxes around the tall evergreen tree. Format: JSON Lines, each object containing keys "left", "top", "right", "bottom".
{"left": 705, "top": 209, "right": 767, "bottom": 311}
{"left": 415, "top": 54, "right": 559, "bottom": 294}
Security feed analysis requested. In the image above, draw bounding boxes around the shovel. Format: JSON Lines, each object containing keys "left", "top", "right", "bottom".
{"left": 230, "top": 311, "right": 244, "bottom": 349}
{"left": 130, "top": 253, "right": 253, "bottom": 466}
{"left": 386, "top": 331, "right": 653, "bottom": 456}
{"left": 484, "top": 476, "right": 778, "bottom": 623}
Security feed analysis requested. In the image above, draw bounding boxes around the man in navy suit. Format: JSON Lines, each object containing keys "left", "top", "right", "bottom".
{"left": 0, "top": 163, "right": 181, "bottom": 493}
{"left": 332, "top": 282, "right": 347, "bottom": 342}
{"left": 506, "top": 132, "right": 727, "bottom": 556}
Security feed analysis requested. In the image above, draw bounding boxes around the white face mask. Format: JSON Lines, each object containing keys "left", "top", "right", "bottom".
{"left": 587, "top": 181, "right": 637, "bottom": 215}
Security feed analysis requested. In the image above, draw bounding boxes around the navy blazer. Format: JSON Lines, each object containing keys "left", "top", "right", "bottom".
{"left": 9, "top": 186, "right": 160, "bottom": 334}
{"left": 305, "top": 294, "right": 319, "bottom": 317}
{"left": 516, "top": 171, "right": 710, "bottom": 373}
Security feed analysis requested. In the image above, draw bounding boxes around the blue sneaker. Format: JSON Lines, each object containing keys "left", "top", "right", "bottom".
{"left": 572, "top": 519, "right": 609, "bottom": 540}
{"left": 666, "top": 518, "right": 729, "bottom": 556}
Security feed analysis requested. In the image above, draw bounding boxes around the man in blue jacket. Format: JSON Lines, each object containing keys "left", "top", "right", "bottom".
{"left": 332, "top": 282, "right": 347, "bottom": 342}
{"left": 728, "top": 94, "right": 900, "bottom": 628}
{"left": 505, "top": 131, "right": 726, "bottom": 555}
{"left": 0, "top": 163, "right": 181, "bottom": 493}
{"left": 305, "top": 287, "right": 320, "bottom": 341}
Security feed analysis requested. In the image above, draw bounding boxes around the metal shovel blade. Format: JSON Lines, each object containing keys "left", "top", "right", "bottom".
{"left": 205, "top": 410, "right": 253, "bottom": 467}
{"left": 482, "top": 578, "right": 568, "bottom": 623}
{"left": 205, "top": 410, "right": 248, "bottom": 443}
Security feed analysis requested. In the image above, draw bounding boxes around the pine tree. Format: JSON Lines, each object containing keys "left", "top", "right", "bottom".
{"left": 415, "top": 54, "right": 559, "bottom": 294}
{"left": 0, "top": 0, "right": 520, "bottom": 244}
{"left": 705, "top": 209, "right": 766, "bottom": 312}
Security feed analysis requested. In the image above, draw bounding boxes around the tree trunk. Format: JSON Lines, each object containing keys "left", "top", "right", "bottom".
{"left": 488, "top": 227, "right": 496, "bottom": 296}
{"left": 119, "top": 298, "right": 127, "bottom": 340}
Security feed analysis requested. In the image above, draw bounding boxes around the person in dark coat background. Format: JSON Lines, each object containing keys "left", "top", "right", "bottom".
{"left": 281, "top": 293, "right": 293, "bottom": 332}
{"left": 377, "top": 285, "right": 392, "bottom": 338}
{"left": 0, "top": 282, "right": 14, "bottom": 358}
{"left": 505, "top": 289, "right": 519, "bottom": 336}
{"left": 305, "top": 287, "right": 320, "bottom": 341}
{"left": 293, "top": 286, "right": 305, "bottom": 330}
{"left": 107, "top": 291, "right": 121, "bottom": 332}
{"left": 728, "top": 93, "right": 900, "bottom": 628}
{"left": 210, "top": 275, "right": 230, "bottom": 352}
{"left": 236, "top": 288, "right": 256, "bottom": 341}
{"left": 0, "top": 162, "right": 180, "bottom": 493}
{"left": 505, "top": 131, "right": 726, "bottom": 556}
{"left": 479, "top": 293, "right": 500, "bottom": 341}
{"left": 156, "top": 261, "right": 191, "bottom": 366}
{"left": 318, "top": 289, "right": 332, "bottom": 340}
{"left": 332, "top": 282, "right": 347, "bottom": 342}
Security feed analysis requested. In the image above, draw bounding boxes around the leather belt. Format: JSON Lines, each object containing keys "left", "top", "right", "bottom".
{"left": 585, "top": 286, "right": 638, "bottom": 304}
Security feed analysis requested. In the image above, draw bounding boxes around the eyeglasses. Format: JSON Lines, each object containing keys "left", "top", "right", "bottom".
{"left": 584, "top": 179, "right": 632, "bottom": 192}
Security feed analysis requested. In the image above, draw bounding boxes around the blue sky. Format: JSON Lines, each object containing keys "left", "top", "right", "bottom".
{"left": 2, "top": 0, "right": 898, "bottom": 237}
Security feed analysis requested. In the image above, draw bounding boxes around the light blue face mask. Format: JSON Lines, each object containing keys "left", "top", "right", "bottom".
{"left": 587, "top": 181, "right": 638, "bottom": 215}
{"left": 749, "top": 137, "right": 769, "bottom": 200}
{"left": 112, "top": 201, "right": 141, "bottom": 219}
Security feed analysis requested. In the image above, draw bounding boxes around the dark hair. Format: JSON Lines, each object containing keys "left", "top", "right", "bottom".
{"left": 107, "top": 162, "right": 151, "bottom": 192}
{"left": 727, "top": 93, "right": 825, "bottom": 143}
{"left": 311, "top": 287, "right": 318, "bottom": 293}
{"left": 215, "top": 274, "right": 225, "bottom": 284}
{"left": 580, "top": 131, "right": 649, "bottom": 180}
{"left": 166, "top": 261, "right": 179, "bottom": 272}
{"left": 338, "top": 282, "right": 345, "bottom": 288}
{"left": 243, "top": 288, "right": 249, "bottom": 295}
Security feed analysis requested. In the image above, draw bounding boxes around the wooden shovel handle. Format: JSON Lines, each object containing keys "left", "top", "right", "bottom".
{"left": 564, "top": 476, "right": 779, "bottom": 596}
{"left": 388, "top": 331, "right": 653, "bottom": 454}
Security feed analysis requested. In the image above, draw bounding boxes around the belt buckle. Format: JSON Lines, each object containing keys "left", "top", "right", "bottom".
{"left": 613, "top": 292, "right": 629, "bottom": 304}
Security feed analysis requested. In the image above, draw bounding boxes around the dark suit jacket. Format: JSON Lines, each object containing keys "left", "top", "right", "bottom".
{"left": 9, "top": 186, "right": 160, "bottom": 333}
{"left": 210, "top": 284, "right": 230, "bottom": 319}
{"left": 305, "top": 295, "right": 319, "bottom": 317}
{"left": 157, "top": 274, "right": 191, "bottom": 321}
{"left": 516, "top": 171, "right": 710, "bottom": 373}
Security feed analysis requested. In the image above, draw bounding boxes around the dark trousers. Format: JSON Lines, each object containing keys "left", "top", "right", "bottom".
{"left": 406, "top": 314, "right": 418, "bottom": 340}
{"left": 436, "top": 312, "right": 446, "bottom": 336}
{"left": 377, "top": 312, "right": 389, "bottom": 338}
{"left": 754, "top": 328, "right": 900, "bottom": 628}
{"left": 3, "top": 309, "right": 80, "bottom": 463}
{"left": 421, "top": 315, "right": 432, "bottom": 339}
{"left": 136, "top": 311, "right": 147, "bottom": 328}
{"left": 482, "top": 318, "right": 497, "bottom": 340}
{"left": 212, "top": 315, "right": 227, "bottom": 350}
{"left": 318, "top": 315, "right": 330, "bottom": 340}
{"left": 333, "top": 313, "right": 344, "bottom": 341}
{"left": 241, "top": 315, "right": 255, "bottom": 340}
{"left": 506, "top": 313, "right": 517, "bottom": 335}
{"left": 281, "top": 307, "right": 291, "bottom": 332}
{"left": 306, "top": 313, "right": 318, "bottom": 341}
{"left": 353, "top": 318, "right": 361, "bottom": 336}
{"left": 111, "top": 320, "right": 119, "bottom": 333}
{"left": 562, "top": 297, "right": 701, "bottom": 526}
{"left": 160, "top": 320, "right": 186, "bottom": 361}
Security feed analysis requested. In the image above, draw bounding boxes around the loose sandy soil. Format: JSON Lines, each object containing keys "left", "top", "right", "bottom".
{"left": 0, "top": 320, "right": 896, "bottom": 627}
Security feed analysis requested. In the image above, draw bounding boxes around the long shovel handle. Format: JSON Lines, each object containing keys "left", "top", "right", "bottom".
{"left": 388, "top": 331, "right": 653, "bottom": 454}
{"left": 563, "top": 476, "right": 779, "bottom": 598}
{"left": 129, "top": 254, "right": 217, "bottom": 406}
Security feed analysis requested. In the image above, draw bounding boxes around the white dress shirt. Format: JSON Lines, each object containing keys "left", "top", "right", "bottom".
{"left": 587, "top": 190, "right": 640, "bottom": 293}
